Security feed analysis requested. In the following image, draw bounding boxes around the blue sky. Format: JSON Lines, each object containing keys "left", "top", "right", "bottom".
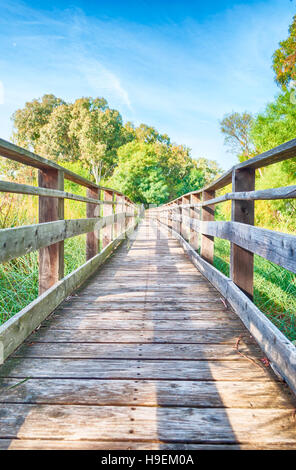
{"left": 0, "top": 0, "right": 295, "bottom": 169}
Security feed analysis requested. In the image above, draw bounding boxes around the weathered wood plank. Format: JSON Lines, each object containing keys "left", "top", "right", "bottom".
{"left": 102, "top": 190, "right": 114, "bottom": 248}
{"left": 0, "top": 213, "right": 130, "bottom": 264}
{"left": 159, "top": 219, "right": 296, "bottom": 395}
{"left": 230, "top": 167, "right": 255, "bottom": 299}
{"left": 86, "top": 187, "right": 100, "bottom": 260}
{"left": 52, "top": 309, "right": 237, "bottom": 321}
{"left": 42, "top": 318, "right": 243, "bottom": 330}
{"left": 59, "top": 303, "right": 229, "bottom": 312}
{"left": 0, "top": 138, "right": 127, "bottom": 195}
{"left": 28, "top": 328, "right": 252, "bottom": 344}
{"left": 0, "top": 179, "right": 122, "bottom": 205}
{"left": 1, "top": 440, "right": 295, "bottom": 450}
{"left": 38, "top": 168, "right": 64, "bottom": 294}
{"left": 200, "top": 190, "right": 215, "bottom": 264}
{"left": 13, "top": 342, "right": 260, "bottom": 360}
{"left": 0, "top": 223, "right": 138, "bottom": 363}
{"left": 1, "top": 378, "right": 294, "bottom": 408}
{"left": 176, "top": 217, "right": 296, "bottom": 273}
{"left": 0, "top": 405, "right": 295, "bottom": 443}
{"left": 0, "top": 358, "right": 275, "bottom": 381}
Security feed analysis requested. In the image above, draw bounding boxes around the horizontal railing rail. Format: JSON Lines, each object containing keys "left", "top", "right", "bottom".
{"left": 0, "top": 138, "right": 143, "bottom": 363}
{"left": 150, "top": 137, "right": 296, "bottom": 396}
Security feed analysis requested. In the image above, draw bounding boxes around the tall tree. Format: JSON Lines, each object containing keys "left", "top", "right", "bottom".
{"left": 272, "top": 15, "right": 296, "bottom": 89}
{"left": 12, "top": 94, "right": 65, "bottom": 151}
{"left": 220, "top": 112, "right": 255, "bottom": 162}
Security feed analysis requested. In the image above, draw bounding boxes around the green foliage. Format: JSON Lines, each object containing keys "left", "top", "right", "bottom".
{"left": 251, "top": 91, "right": 296, "bottom": 152}
{"left": 10, "top": 95, "right": 219, "bottom": 200}
{"left": 108, "top": 141, "right": 220, "bottom": 205}
{"left": 214, "top": 238, "right": 296, "bottom": 342}
{"left": 272, "top": 15, "right": 296, "bottom": 89}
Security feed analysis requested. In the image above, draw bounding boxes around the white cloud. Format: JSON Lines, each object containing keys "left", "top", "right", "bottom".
{"left": 79, "top": 59, "right": 132, "bottom": 110}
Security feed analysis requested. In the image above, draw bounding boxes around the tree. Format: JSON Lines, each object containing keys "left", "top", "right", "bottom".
{"left": 12, "top": 94, "right": 65, "bottom": 151}
{"left": 220, "top": 112, "right": 255, "bottom": 161}
{"left": 12, "top": 95, "right": 128, "bottom": 184}
{"left": 108, "top": 141, "right": 220, "bottom": 205}
{"left": 272, "top": 15, "right": 296, "bottom": 89}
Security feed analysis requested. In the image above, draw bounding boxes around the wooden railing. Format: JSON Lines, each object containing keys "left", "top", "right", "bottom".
{"left": 151, "top": 138, "right": 296, "bottom": 395}
{"left": 0, "top": 138, "right": 142, "bottom": 363}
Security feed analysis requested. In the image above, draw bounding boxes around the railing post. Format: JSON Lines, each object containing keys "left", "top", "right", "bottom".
{"left": 200, "top": 190, "right": 215, "bottom": 264}
{"left": 102, "top": 189, "right": 114, "bottom": 248}
{"left": 113, "top": 194, "right": 119, "bottom": 239}
{"left": 117, "top": 195, "right": 125, "bottom": 237}
{"left": 86, "top": 187, "right": 100, "bottom": 261}
{"left": 190, "top": 193, "right": 200, "bottom": 250}
{"left": 175, "top": 200, "right": 182, "bottom": 234}
{"left": 181, "top": 195, "right": 190, "bottom": 241}
{"left": 230, "top": 168, "right": 255, "bottom": 299}
{"left": 38, "top": 169, "right": 64, "bottom": 294}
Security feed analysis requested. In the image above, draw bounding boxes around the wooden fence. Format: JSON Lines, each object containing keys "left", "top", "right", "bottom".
{"left": 151, "top": 138, "right": 296, "bottom": 395}
{"left": 0, "top": 138, "right": 142, "bottom": 363}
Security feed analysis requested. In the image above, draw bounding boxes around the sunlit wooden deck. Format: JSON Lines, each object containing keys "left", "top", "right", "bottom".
{"left": 0, "top": 218, "right": 295, "bottom": 450}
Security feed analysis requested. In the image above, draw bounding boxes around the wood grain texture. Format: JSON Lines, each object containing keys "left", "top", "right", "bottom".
{"left": 230, "top": 168, "right": 255, "bottom": 299}
{"left": 156, "top": 218, "right": 296, "bottom": 396}
{"left": 0, "top": 405, "right": 295, "bottom": 443}
{"left": 0, "top": 222, "right": 138, "bottom": 363}
{"left": 0, "top": 218, "right": 295, "bottom": 450}
{"left": 200, "top": 190, "right": 215, "bottom": 264}
{"left": 38, "top": 169, "right": 64, "bottom": 294}
{"left": 86, "top": 187, "right": 100, "bottom": 260}
{"left": 0, "top": 213, "right": 131, "bottom": 264}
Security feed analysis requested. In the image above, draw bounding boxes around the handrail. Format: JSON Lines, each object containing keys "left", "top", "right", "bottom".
{"left": 0, "top": 138, "right": 131, "bottom": 200}
{"left": 164, "top": 137, "right": 296, "bottom": 204}
{"left": 0, "top": 138, "right": 143, "bottom": 363}
{"left": 150, "top": 138, "right": 296, "bottom": 396}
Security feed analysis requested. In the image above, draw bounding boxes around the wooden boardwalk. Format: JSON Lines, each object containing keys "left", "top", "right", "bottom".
{"left": 0, "top": 218, "right": 296, "bottom": 450}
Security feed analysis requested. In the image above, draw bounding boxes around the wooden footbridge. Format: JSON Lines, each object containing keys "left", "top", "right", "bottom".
{"left": 0, "top": 138, "right": 296, "bottom": 449}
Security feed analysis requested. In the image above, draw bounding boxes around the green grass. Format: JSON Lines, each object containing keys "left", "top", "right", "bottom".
{"left": 1, "top": 219, "right": 295, "bottom": 344}
{"left": 214, "top": 238, "right": 296, "bottom": 342}
{"left": 0, "top": 235, "right": 86, "bottom": 325}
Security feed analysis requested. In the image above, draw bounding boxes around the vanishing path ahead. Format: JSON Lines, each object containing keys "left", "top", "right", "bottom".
{"left": 0, "top": 218, "right": 295, "bottom": 449}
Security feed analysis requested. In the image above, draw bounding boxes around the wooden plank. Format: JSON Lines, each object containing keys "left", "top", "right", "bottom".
{"left": 57, "top": 302, "right": 229, "bottom": 312}
{"left": 42, "top": 318, "right": 243, "bottom": 330}
{"left": 3, "top": 439, "right": 296, "bottom": 450}
{"left": 38, "top": 169, "right": 64, "bottom": 294}
{"left": 29, "top": 328, "right": 251, "bottom": 344}
{"left": 0, "top": 378, "right": 294, "bottom": 408}
{"left": 52, "top": 310, "right": 236, "bottom": 321}
{"left": 0, "top": 179, "right": 120, "bottom": 205}
{"left": 86, "top": 187, "right": 100, "bottom": 260}
{"left": 190, "top": 193, "right": 200, "bottom": 250}
{"left": 13, "top": 342, "right": 260, "bottom": 360}
{"left": 102, "top": 190, "right": 114, "bottom": 248}
{"left": 178, "top": 218, "right": 296, "bottom": 274}
{"left": 0, "top": 137, "right": 126, "bottom": 195}
{"left": 0, "top": 223, "right": 138, "bottom": 363}
{"left": 0, "top": 405, "right": 295, "bottom": 443}
{"left": 157, "top": 138, "right": 296, "bottom": 203}
{"left": 0, "top": 440, "right": 294, "bottom": 450}
{"left": 0, "top": 358, "right": 275, "bottom": 380}
{"left": 230, "top": 168, "right": 255, "bottom": 299}
{"left": 0, "top": 214, "right": 130, "bottom": 264}
{"left": 160, "top": 219, "right": 296, "bottom": 395}
{"left": 181, "top": 195, "right": 190, "bottom": 240}
{"left": 200, "top": 190, "right": 215, "bottom": 264}
{"left": 197, "top": 185, "right": 296, "bottom": 206}
{"left": 237, "top": 137, "right": 296, "bottom": 171}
